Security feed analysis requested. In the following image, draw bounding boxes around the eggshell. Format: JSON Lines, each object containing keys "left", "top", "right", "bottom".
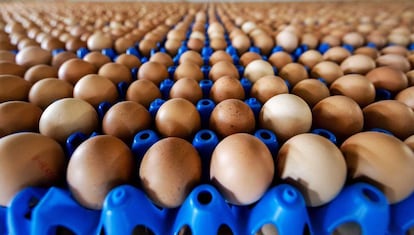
{"left": 0, "top": 75, "right": 31, "bottom": 102}
{"left": 67, "top": 135, "right": 134, "bottom": 209}
{"left": 28, "top": 78, "right": 73, "bottom": 109}
{"left": 312, "top": 96, "right": 364, "bottom": 139}
{"left": 251, "top": 75, "right": 289, "bottom": 104}
{"left": 268, "top": 51, "right": 293, "bottom": 70}
{"left": 366, "top": 66, "right": 408, "bottom": 93}
{"left": 0, "top": 61, "right": 26, "bottom": 76}
{"left": 174, "top": 62, "right": 204, "bottom": 82}
{"left": 126, "top": 79, "right": 161, "bottom": 108}
{"left": 376, "top": 54, "right": 411, "bottom": 72}
{"left": 405, "top": 135, "right": 414, "bottom": 151}
{"left": 291, "top": 79, "right": 330, "bottom": 107}
{"left": 342, "top": 32, "right": 364, "bottom": 47}
{"left": 138, "top": 61, "right": 169, "bottom": 85}
{"left": 87, "top": 31, "right": 113, "bottom": 51}
{"left": 51, "top": 51, "right": 77, "bottom": 68}
{"left": 340, "top": 54, "right": 376, "bottom": 74}
{"left": 73, "top": 74, "right": 118, "bottom": 107}
{"left": 209, "top": 61, "right": 239, "bottom": 81}
{"left": 279, "top": 63, "right": 308, "bottom": 86}
{"left": 0, "top": 132, "right": 66, "bottom": 206}
{"left": 98, "top": 62, "right": 132, "bottom": 84}
{"left": 363, "top": 100, "right": 414, "bottom": 139}
{"left": 396, "top": 87, "right": 414, "bottom": 110}
{"left": 15, "top": 46, "right": 51, "bottom": 68}
{"left": 311, "top": 61, "right": 344, "bottom": 84}
{"left": 244, "top": 60, "right": 274, "bottom": 83}
{"left": 58, "top": 58, "right": 97, "bottom": 85}
{"left": 276, "top": 30, "right": 298, "bottom": 52}
{"left": 330, "top": 74, "right": 376, "bottom": 107}
{"left": 24, "top": 64, "right": 58, "bottom": 84}
{"left": 187, "top": 38, "right": 204, "bottom": 52}
{"left": 209, "top": 76, "right": 245, "bottom": 103}
{"left": 149, "top": 52, "right": 174, "bottom": 68}
{"left": 39, "top": 98, "right": 99, "bottom": 143}
{"left": 354, "top": 47, "right": 380, "bottom": 59}
{"left": 210, "top": 99, "right": 255, "bottom": 138}
{"left": 298, "top": 50, "right": 323, "bottom": 69}
{"left": 323, "top": 47, "right": 351, "bottom": 64}
{"left": 239, "top": 52, "right": 262, "bottom": 67}
{"left": 341, "top": 132, "right": 414, "bottom": 204}
{"left": 259, "top": 94, "right": 312, "bottom": 141}
{"left": 0, "top": 101, "right": 42, "bottom": 138}
{"left": 169, "top": 78, "right": 202, "bottom": 104}
{"left": 164, "top": 39, "right": 181, "bottom": 56}
{"left": 83, "top": 51, "right": 111, "bottom": 69}
{"left": 179, "top": 51, "right": 204, "bottom": 67}
{"left": 277, "top": 133, "right": 346, "bottom": 206}
{"left": 115, "top": 54, "right": 141, "bottom": 69}
{"left": 139, "top": 137, "right": 201, "bottom": 208}
{"left": 209, "top": 50, "right": 233, "bottom": 65}
{"left": 210, "top": 133, "right": 274, "bottom": 205}
{"left": 155, "top": 98, "right": 201, "bottom": 138}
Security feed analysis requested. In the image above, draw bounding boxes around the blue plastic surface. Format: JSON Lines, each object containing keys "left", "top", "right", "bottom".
{"left": 245, "top": 98, "right": 261, "bottom": 119}
{"left": 254, "top": 129, "right": 279, "bottom": 156}
{"left": 65, "top": 132, "right": 89, "bottom": 157}
{"left": 149, "top": 98, "right": 166, "bottom": 117}
{"left": 168, "top": 65, "right": 177, "bottom": 78}
{"left": 311, "top": 128, "right": 337, "bottom": 145}
{"left": 159, "top": 79, "right": 174, "bottom": 99}
{"left": 0, "top": 206, "right": 6, "bottom": 235}
{"left": 131, "top": 129, "right": 160, "bottom": 161}
{"left": 370, "top": 128, "right": 394, "bottom": 136}
{"left": 126, "top": 47, "right": 140, "bottom": 58}
{"left": 376, "top": 88, "right": 392, "bottom": 101}
{"left": 309, "top": 183, "right": 389, "bottom": 235}
{"left": 52, "top": 48, "right": 65, "bottom": 56}
{"left": 389, "top": 192, "right": 414, "bottom": 235}
{"left": 192, "top": 129, "right": 219, "bottom": 182}
{"left": 130, "top": 67, "right": 138, "bottom": 80}
{"left": 201, "top": 65, "right": 211, "bottom": 79}
{"left": 318, "top": 43, "right": 330, "bottom": 54}
{"left": 196, "top": 99, "right": 215, "bottom": 128}
{"left": 76, "top": 47, "right": 89, "bottom": 59}
{"left": 101, "top": 48, "right": 117, "bottom": 61}
{"left": 240, "top": 78, "right": 252, "bottom": 97}
{"left": 342, "top": 44, "right": 354, "bottom": 53}
{"left": 117, "top": 81, "right": 128, "bottom": 101}
{"left": 199, "top": 80, "right": 213, "bottom": 99}
{"left": 97, "top": 101, "right": 112, "bottom": 121}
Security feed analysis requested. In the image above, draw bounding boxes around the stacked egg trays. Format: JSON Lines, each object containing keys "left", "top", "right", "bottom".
{"left": 1, "top": 1, "right": 414, "bottom": 235}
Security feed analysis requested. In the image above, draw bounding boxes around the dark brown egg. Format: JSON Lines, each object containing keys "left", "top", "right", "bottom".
{"left": 329, "top": 74, "right": 375, "bottom": 107}
{"left": 73, "top": 74, "right": 118, "bottom": 107}
{"left": 174, "top": 62, "right": 204, "bottom": 82}
{"left": 210, "top": 133, "right": 274, "bottom": 205}
{"left": 179, "top": 50, "right": 204, "bottom": 67}
{"left": 155, "top": 98, "right": 201, "bottom": 138}
{"left": 51, "top": 51, "right": 77, "bottom": 68}
{"left": 396, "top": 87, "right": 414, "bottom": 110}
{"left": 83, "top": 51, "right": 111, "bottom": 69}
{"left": 210, "top": 76, "right": 245, "bottom": 103}
{"left": 138, "top": 61, "right": 169, "bottom": 85}
{"left": 209, "top": 99, "right": 255, "bottom": 137}
{"left": 0, "top": 75, "right": 31, "bottom": 102}
{"left": 312, "top": 95, "right": 364, "bottom": 139}
{"left": 149, "top": 52, "right": 174, "bottom": 68}
{"left": 139, "top": 137, "right": 201, "bottom": 208}
{"left": 102, "top": 101, "right": 151, "bottom": 143}
{"left": 126, "top": 79, "right": 162, "bottom": 108}
{"left": 279, "top": 63, "right": 308, "bottom": 86}
{"left": 15, "top": 46, "right": 51, "bottom": 68}
{"left": 366, "top": 66, "right": 408, "bottom": 93}
{"left": 0, "top": 132, "right": 66, "bottom": 206}
{"left": 363, "top": 100, "right": 414, "bottom": 140}
{"left": 24, "top": 64, "right": 58, "bottom": 84}
{"left": 239, "top": 52, "right": 262, "bottom": 67}
{"left": 28, "top": 78, "right": 73, "bottom": 109}
{"left": 169, "top": 78, "right": 202, "bottom": 104}
{"left": 291, "top": 79, "right": 330, "bottom": 107}
{"left": 311, "top": 61, "right": 344, "bottom": 84}
{"left": 98, "top": 62, "right": 132, "bottom": 84}
{"left": 67, "top": 135, "right": 134, "bottom": 209}
{"left": 58, "top": 58, "right": 97, "bottom": 85}
{"left": 0, "top": 61, "right": 26, "bottom": 76}
{"left": 251, "top": 75, "right": 289, "bottom": 104}
{"left": 0, "top": 101, "right": 42, "bottom": 138}
{"left": 209, "top": 60, "right": 239, "bottom": 81}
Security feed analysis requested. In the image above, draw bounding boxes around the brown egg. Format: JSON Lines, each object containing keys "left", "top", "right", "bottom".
{"left": 330, "top": 74, "right": 376, "bottom": 107}
{"left": 39, "top": 98, "right": 99, "bottom": 143}
{"left": 301, "top": 33, "right": 319, "bottom": 49}
{"left": 405, "top": 135, "right": 414, "bottom": 151}
{"left": 244, "top": 60, "right": 274, "bottom": 83}
{"left": 340, "top": 54, "right": 376, "bottom": 75}
{"left": 210, "top": 38, "right": 227, "bottom": 51}
{"left": 341, "top": 131, "right": 414, "bottom": 204}
{"left": 174, "top": 62, "right": 204, "bottom": 82}
{"left": 73, "top": 74, "right": 118, "bottom": 107}
{"left": 138, "top": 61, "right": 169, "bottom": 85}
{"left": 155, "top": 98, "right": 200, "bottom": 138}
{"left": 354, "top": 47, "right": 380, "bottom": 59}
{"left": 396, "top": 87, "right": 414, "bottom": 110}
{"left": 114, "top": 54, "right": 141, "bottom": 70}
{"left": 313, "top": 96, "right": 364, "bottom": 139}
{"left": 239, "top": 52, "right": 262, "bottom": 67}
{"left": 298, "top": 50, "right": 323, "bottom": 69}
{"left": 114, "top": 37, "right": 134, "bottom": 54}
{"left": 15, "top": 46, "right": 51, "bottom": 68}
{"left": 0, "top": 75, "right": 31, "bottom": 102}
{"left": 67, "top": 135, "right": 134, "bottom": 210}
{"left": 311, "top": 61, "right": 344, "bottom": 84}
{"left": 210, "top": 133, "right": 274, "bottom": 205}
{"left": 65, "top": 37, "right": 87, "bottom": 52}
{"left": 342, "top": 32, "right": 364, "bottom": 47}
{"left": 87, "top": 32, "right": 113, "bottom": 51}
{"left": 267, "top": 51, "right": 293, "bottom": 70}
{"left": 260, "top": 94, "right": 312, "bottom": 141}
{"left": 232, "top": 34, "right": 251, "bottom": 54}
{"left": 0, "top": 101, "right": 42, "bottom": 138}
{"left": 0, "top": 61, "right": 26, "bottom": 76}
{"left": 83, "top": 51, "right": 111, "bottom": 69}
{"left": 102, "top": 101, "right": 151, "bottom": 143}
{"left": 0, "top": 132, "right": 66, "bottom": 206}
{"left": 209, "top": 50, "right": 233, "bottom": 65}
{"left": 140, "top": 137, "right": 201, "bottom": 208}
{"left": 169, "top": 78, "right": 202, "bottom": 104}
{"left": 279, "top": 63, "right": 308, "bottom": 86}
{"left": 376, "top": 54, "right": 411, "bottom": 73}
{"left": 323, "top": 47, "right": 351, "bottom": 64}
{"left": 126, "top": 79, "right": 162, "bottom": 108}
{"left": 58, "top": 58, "right": 97, "bottom": 85}
{"left": 363, "top": 100, "right": 414, "bottom": 140}
{"left": 98, "top": 62, "right": 132, "bottom": 84}
{"left": 51, "top": 51, "right": 77, "bottom": 68}
{"left": 366, "top": 66, "right": 408, "bottom": 93}
{"left": 209, "top": 60, "right": 239, "bottom": 81}
{"left": 28, "top": 78, "right": 73, "bottom": 109}
{"left": 165, "top": 39, "right": 181, "bottom": 56}
{"left": 24, "top": 64, "right": 58, "bottom": 84}
{"left": 149, "top": 52, "right": 174, "bottom": 68}
{"left": 210, "top": 76, "right": 245, "bottom": 103}
{"left": 251, "top": 75, "right": 288, "bottom": 104}
{"left": 179, "top": 51, "right": 204, "bottom": 67}
{"left": 209, "top": 99, "right": 255, "bottom": 138}
{"left": 407, "top": 70, "right": 414, "bottom": 87}
{"left": 381, "top": 45, "right": 408, "bottom": 56}
{"left": 41, "top": 37, "right": 65, "bottom": 51}
{"left": 277, "top": 133, "right": 346, "bottom": 206}
{"left": 187, "top": 38, "right": 204, "bottom": 52}
{"left": 0, "top": 50, "right": 15, "bottom": 62}
{"left": 276, "top": 30, "right": 298, "bottom": 52}
{"left": 291, "top": 79, "right": 330, "bottom": 107}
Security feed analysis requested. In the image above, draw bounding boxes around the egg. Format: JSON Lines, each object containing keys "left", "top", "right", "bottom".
{"left": 209, "top": 61, "right": 239, "bottom": 81}
{"left": 115, "top": 54, "right": 141, "bottom": 69}
{"left": 277, "top": 133, "right": 346, "bottom": 206}
{"left": 114, "top": 37, "right": 134, "bottom": 54}
{"left": 322, "top": 47, "right": 351, "bottom": 64}
{"left": 209, "top": 50, "right": 233, "bottom": 65}
{"left": 187, "top": 38, "right": 204, "bottom": 52}
{"left": 126, "top": 79, "right": 162, "bottom": 108}
{"left": 148, "top": 52, "right": 173, "bottom": 68}
{"left": 239, "top": 52, "right": 262, "bottom": 67}
{"left": 405, "top": 135, "right": 414, "bottom": 151}
{"left": 87, "top": 31, "right": 113, "bottom": 51}
{"left": 174, "top": 62, "right": 204, "bottom": 82}
{"left": 28, "top": 78, "right": 73, "bottom": 109}
{"left": 342, "top": 32, "right": 364, "bottom": 47}
{"left": 39, "top": 98, "right": 99, "bottom": 143}
{"left": 0, "top": 132, "right": 66, "bottom": 206}
{"left": 298, "top": 50, "right": 323, "bottom": 69}
{"left": 98, "top": 62, "right": 132, "bottom": 84}
{"left": 330, "top": 74, "right": 376, "bottom": 107}
{"left": 65, "top": 37, "right": 87, "bottom": 52}
{"left": 311, "top": 61, "right": 344, "bottom": 84}
{"left": 169, "top": 77, "right": 203, "bottom": 104}
{"left": 155, "top": 98, "right": 201, "bottom": 138}
{"left": 0, "top": 75, "right": 31, "bottom": 102}
{"left": 209, "top": 76, "right": 245, "bottom": 103}
{"left": 164, "top": 39, "right": 181, "bottom": 56}
{"left": 210, "top": 133, "right": 274, "bottom": 205}
{"left": 139, "top": 137, "right": 201, "bottom": 208}
{"left": 276, "top": 30, "right": 298, "bottom": 52}
{"left": 179, "top": 50, "right": 204, "bottom": 67}
{"left": 138, "top": 61, "right": 169, "bottom": 85}
{"left": 251, "top": 75, "right": 289, "bottom": 104}
{"left": 268, "top": 51, "right": 293, "bottom": 70}
{"left": 291, "top": 79, "right": 330, "bottom": 107}
{"left": 340, "top": 54, "right": 376, "bottom": 75}
{"left": 363, "top": 100, "right": 414, "bottom": 140}
{"left": 260, "top": 94, "right": 312, "bottom": 141}
{"left": 73, "top": 74, "right": 118, "bottom": 107}
{"left": 396, "top": 87, "right": 414, "bottom": 110}
{"left": 376, "top": 54, "right": 410, "bottom": 73}
{"left": 244, "top": 60, "right": 274, "bottom": 83}
{"left": 354, "top": 47, "right": 379, "bottom": 59}
{"left": 15, "top": 46, "right": 51, "bottom": 68}
{"left": 0, "top": 50, "right": 15, "bottom": 62}
{"left": 83, "top": 51, "right": 111, "bottom": 69}
{"left": 366, "top": 66, "right": 408, "bottom": 93}
{"left": 313, "top": 96, "right": 364, "bottom": 140}
{"left": 24, "top": 64, "right": 58, "bottom": 84}
{"left": 209, "top": 99, "right": 255, "bottom": 137}
{"left": 0, "top": 101, "right": 42, "bottom": 138}
{"left": 231, "top": 34, "right": 251, "bottom": 54}
{"left": 279, "top": 63, "right": 308, "bottom": 86}
{"left": 341, "top": 131, "right": 414, "bottom": 204}
{"left": 67, "top": 135, "right": 134, "bottom": 209}
{"left": 0, "top": 61, "right": 26, "bottom": 77}
{"left": 51, "top": 51, "right": 77, "bottom": 68}
{"left": 58, "top": 58, "right": 97, "bottom": 85}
